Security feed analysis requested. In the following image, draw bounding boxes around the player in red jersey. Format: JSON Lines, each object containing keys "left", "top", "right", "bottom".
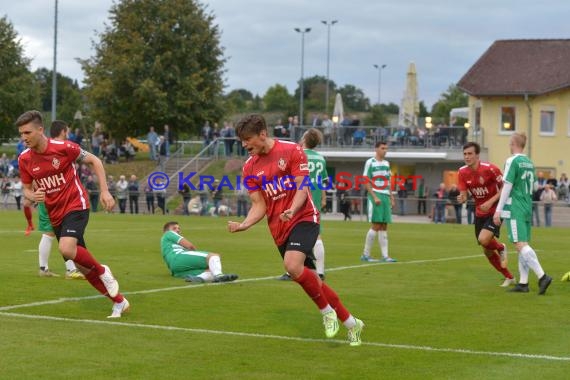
{"left": 457, "top": 142, "right": 515, "bottom": 287}
{"left": 227, "top": 114, "right": 364, "bottom": 346}
{"left": 16, "top": 110, "right": 129, "bottom": 318}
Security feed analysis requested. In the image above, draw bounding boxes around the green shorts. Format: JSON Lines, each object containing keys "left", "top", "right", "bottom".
{"left": 167, "top": 250, "right": 209, "bottom": 278}
{"left": 37, "top": 203, "right": 53, "bottom": 233}
{"left": 506, "top": 216, "right": 531, "bottom": 243}
{"left": 367, "top": 193, "right": 392, "bottom": 223}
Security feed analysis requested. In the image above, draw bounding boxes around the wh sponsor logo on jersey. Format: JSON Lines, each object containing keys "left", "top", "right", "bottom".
{"left": 37, "top": 173, "right": 66, "bottom": 189}
{"left": 471, "top": 186, "right": 489, "bottom": 197}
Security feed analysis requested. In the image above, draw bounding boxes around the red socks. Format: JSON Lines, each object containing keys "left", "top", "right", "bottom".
{"left": 85, "top": 271, "right": 124, "bottom": 302}
{"left": 74, "top": 246, "right": 104, "bottom": 275}
{"left": 294, "top": 267, "right": 352, "bottom": 322}
{"left": 24, "top": 205, "right": 33, "bottom": 227}
{"left": 321, "top": 283, "right": 350, "bottom": 322}
{"left": 294, "top": 267, "right": 329, "bottom": 309}
{"left": 486, "top": 253, "right": 513, "bottom": 279}
{"left": 484, "top": 238, "right": 504, "bottom": 252}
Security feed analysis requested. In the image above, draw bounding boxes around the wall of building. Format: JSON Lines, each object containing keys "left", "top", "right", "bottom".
{"left": 469, "top": 92, "right": 570, "bottom": 178}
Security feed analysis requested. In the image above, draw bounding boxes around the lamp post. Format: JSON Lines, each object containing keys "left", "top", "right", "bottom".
{"left": 294, "top": 27, "right": 311, "bottom": 127}
{"left": 373, "top": 64, "right": 387, "bottom": 105}
{"left": 321, "top": 20, "right": 338, "bottom": 116}
{"left": 52, "top": 0, "right": 59, "bottom": 121}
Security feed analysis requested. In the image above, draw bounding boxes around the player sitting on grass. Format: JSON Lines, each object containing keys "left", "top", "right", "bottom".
{"left": 160, "top": 221, "right": 238, "bottom": 283}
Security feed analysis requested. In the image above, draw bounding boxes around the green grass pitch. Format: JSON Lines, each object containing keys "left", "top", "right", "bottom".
{"left": 1, "top": 210, "right": 569, "bottom": 379}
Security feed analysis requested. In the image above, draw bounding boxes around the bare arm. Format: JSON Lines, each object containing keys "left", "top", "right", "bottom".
{"left": 228, "top": 191, "right": 266, "bottom": 232}
{"left": 23, "top": 182, "right": 44, "bottom": 203}
{"left": 81, "top": 151, "right": 115, "bottom": 211}
{"left": 178, "top": 237, "right": 197, "bottom": 251}
{"left": 365, "top": 181, "right": 380, "bottom": 205}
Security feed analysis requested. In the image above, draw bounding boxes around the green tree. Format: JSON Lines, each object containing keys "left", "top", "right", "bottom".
{"left": 293, "top": 75, "right": 337, "bottom": 112}
{"left": 34, "top": 68, "right": 83, "bottom": 123}
{"left": 338, "top": 84, "right": 370, "bottom": 112}
{"left": 81, "top": 0, "right": 225, "bottom": 139}
{"left": 380, "top": 102, "right": 399, "bottom": 115}
{"left": 224, "top": 89, "right": 253, "bottom": 113}
{"left": 263, "top": 84, "right": 293, "bottom": 112}
{"left": 363, "top": 104, "right": 388, "bottom": 126}
{"left": 430, "top": 84, "right": 468, "bottom": 124}
{"left": 0, "top": 16, "right": 40, "bottom": 139}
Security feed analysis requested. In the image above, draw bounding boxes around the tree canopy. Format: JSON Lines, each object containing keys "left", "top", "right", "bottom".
{"left": 34, "top": 68, "right": 82, "bottom": 123}
{"left": 81, "top": 0, "right": 226, "bottom": 139}
{"left": 430, "top": 84, "right": 468, "bottom": 124}
{"left": 0, "top": 16, "right": 40, "bottom": 139}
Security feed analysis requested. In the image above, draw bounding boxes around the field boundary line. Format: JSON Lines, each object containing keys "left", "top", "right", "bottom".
{"left": 1, "top": 311, "right": 569, "bottom": 362}
{"left": 0, "top": 254, "right": 481, "bottom": 312}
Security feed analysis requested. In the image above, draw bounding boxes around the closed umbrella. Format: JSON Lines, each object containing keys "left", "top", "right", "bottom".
{"left": 332, "top": 93, "right": 344, "bottom": 124}
{"left": 398, "top": 62, "right": 419, "bottom": 128}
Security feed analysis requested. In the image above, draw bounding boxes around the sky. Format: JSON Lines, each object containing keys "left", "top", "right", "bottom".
{"left": 3, "top": 0, "right": 570, "bottom": 109}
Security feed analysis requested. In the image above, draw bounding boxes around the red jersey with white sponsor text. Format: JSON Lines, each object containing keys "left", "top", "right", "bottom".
{"left": 18, "top": 139, "right": 89, "bottom": 226}
{"left": 457, "top": 162, "right": 503, "bottom": 217}
{"left": 243, "top": 139, "right": 319, "bottom": 246}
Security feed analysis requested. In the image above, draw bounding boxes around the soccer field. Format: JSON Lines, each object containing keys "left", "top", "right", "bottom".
{"left": 1, "top": 210, "right": 569, "bottom": 379}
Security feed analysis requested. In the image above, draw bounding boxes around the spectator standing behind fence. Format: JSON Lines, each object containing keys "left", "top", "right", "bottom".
{"left": 558, "top": 173, "right": 569, "bottom": 201}
{"left": 532, "top": 171, "right": 546, "bottom": 226}
{"left": 179, "top": 183, "right": 192, "bottom": 216}
{"left": 154, "top": 179, "right": 166, "bottom": 214}
{"left": 144, "top": 183, "right": 155, "bottom": 214}
{"left": 236, "top": 186, "right": 249, "bottom": 217}
{"left": 466, "top": 195, "right": 475, "bottom": 224}
{"left": 85, "top": 175, "right": 99, "bottom": 212}
{"left": 540, "top": 184, "right": 557, "bottom": 227}
{"left": 321, "top": 115, "right": 333, "bottom": 146}
{"left": 128, "top": 175, "right": 139, "bottom": 214}
{"left": 211, "top": 179, "right": 223, "bottom": 216}
{"left": 157, "top": 136, "right": 168, "bottom": 172}
{"left": 147, "top": 126, "right": 159, "bottom": 161}
{"left": 12, "top": 175, "right": 23, "bottom": 210}
{"left": 116, "top": 175, "right": 128, "bottom": 214}
{"left": 416, "top": 178, "right": 427, "bottom": 215}
{"left": 91, "top": 125, "right": 103, "bottom": 157}
{"left": 433, "top": 183, "right": 448, "bottom": 224}
{"left": 397, "top": 184, "right": 407, "bottom": 216}
{"left": 222, "top": 121, "right": 236, "bottom": 156}
{"left": 1, "top": 175, "right": 11, "bottom": 208}
{"left": 202, "top": 121, "right": 212, "bottom": 152}
{"left": 448, "top": 184, "right": 462, "bottom": 224}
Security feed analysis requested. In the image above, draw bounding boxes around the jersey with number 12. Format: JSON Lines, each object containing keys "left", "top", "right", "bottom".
{"left": 502, "top": 153, "right": 535, "bottom": 218}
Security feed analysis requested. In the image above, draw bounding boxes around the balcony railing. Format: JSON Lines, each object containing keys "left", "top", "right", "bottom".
{"left": 274, "top": 125, "right": 484, "bottom": 150}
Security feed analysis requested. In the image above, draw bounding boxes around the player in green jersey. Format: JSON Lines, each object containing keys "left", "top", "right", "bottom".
{"left": 161, "top": 221, "right": 238, "bottom": 283}
{"left": 493, "top": 132, "right": 552, "bottom": 294}
{"left": 361, "top": 141, "right": 397, "bottom": 263}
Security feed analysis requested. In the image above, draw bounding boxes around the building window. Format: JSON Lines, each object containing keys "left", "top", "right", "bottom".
{"left": 500, "top": 106, "right": 516, "bottom": 132}
{"left": 539, "top": 109, "right": 555, "bottom": 135}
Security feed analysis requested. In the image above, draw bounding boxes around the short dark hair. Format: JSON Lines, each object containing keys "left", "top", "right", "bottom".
{"left": 375, "top": 141, "right": 387, "bottom": 148}
{"left": 50, "top": 120, "right": 68, "bottom": 138}
{"left": 163, "top": 221, "right": 179, "bottom": 232}
{"left": 302, "top": 128, "right": 323, "bottom": 149}
{"left": 235, "top": 114, "right": 267, "bottom": 139}
{"left": 462, "top": 141, "right": 481, "bottom": 154}
{"left": 15, "top": 110, "right": 44, "bottom": 128}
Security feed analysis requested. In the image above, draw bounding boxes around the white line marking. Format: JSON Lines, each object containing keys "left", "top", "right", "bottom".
{"left": 0, "top": 254, "right": 481, "bottom": 312}
{"left": 1, "top": 311, "right": 568, "bottom": 362}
